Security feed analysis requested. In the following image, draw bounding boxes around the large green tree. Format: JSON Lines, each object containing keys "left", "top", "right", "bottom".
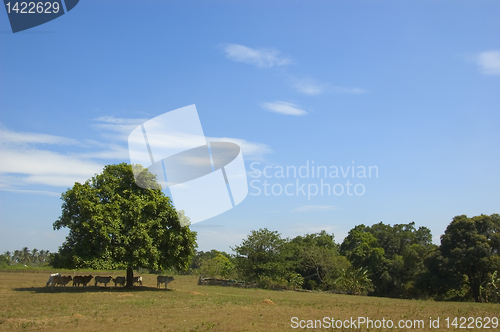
{"left": 340, "top": 222, "right": 434, "bottom": 298}
{"left": 232, "top": 228, "right": 290, "bottom": 283}
{"left": 439, "top": 214, "right": 500, "bottom": 302}
{"left": 287, "top": 231, "right": 349, "bottom": 290}
{"left": 52, "top": 163, "right": 197, "bottom": 287}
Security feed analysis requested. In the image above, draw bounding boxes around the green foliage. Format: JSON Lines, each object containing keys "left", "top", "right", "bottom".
{"left": 287, "top": 231, "right": 346, "bottom": 290}
{"left": 232, "top": 228, "right": 290, "bottom": 282}
{"left": 2, "top": 248, "right": 52, "bottom": 266}
{"left": 190, "top": 249, "right": 231, "bottom": 271}
{"left": 438, "top": 214, "right": 500, "bottom": 302}
{"left": 340, "top": 222, "right": 434, "bottom": 298}
{"left": 51, "top": 163, "right": 197, "bottom": 278}
{"left": 327, "top": 266, "right": 374, "bottom": 295}
{"left": 480, "top": 271, "right": 500, "bottom": 303}
{"left": 198, "top": 252, "right": 235, "bottom": 278}
{"left": 0, "top": 254, "right": 9, "bottom": 268}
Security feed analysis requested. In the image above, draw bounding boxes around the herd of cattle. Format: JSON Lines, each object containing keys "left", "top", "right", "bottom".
{"left": 46, "top": 273, "right": 175, "bottom": 290}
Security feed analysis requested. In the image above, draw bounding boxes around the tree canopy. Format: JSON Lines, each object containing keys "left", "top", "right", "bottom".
{"left": 52, "top": 163, "right": 197, "bottom": 287}
{"left": 439, "top": 214, "right": 500, "bottom": 301}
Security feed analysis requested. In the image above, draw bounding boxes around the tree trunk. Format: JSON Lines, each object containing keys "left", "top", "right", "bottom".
{"left": 126, "top": 267, "right": 134, "bottom": 288}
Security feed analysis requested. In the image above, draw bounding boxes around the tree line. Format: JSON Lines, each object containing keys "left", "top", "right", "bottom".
{"left": 192, "top": 214, "right": 500, "bottom": 303}
{"left": 1, "top": 247, "right": 52, "bottom": 267}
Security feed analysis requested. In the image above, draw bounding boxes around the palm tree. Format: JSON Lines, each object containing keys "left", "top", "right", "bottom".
{"left": 31, "top": 248, "right": 39, "bottom": 264}
{"left": 13, "top": 250, "right": 21, "bottom": 264}
{"left": 21, "top": 247, "right": 30, "bottom": 264}
{"left": 332, "top": 267, "right": 373, "bottom": 295}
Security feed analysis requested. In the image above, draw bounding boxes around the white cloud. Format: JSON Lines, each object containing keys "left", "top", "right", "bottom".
{"left": 477, "top": 51, "right": 500, "bottom": 76}
{"left": 92, "top": 116, "right": 147, "bottom": 141}
{"left": 223, "top": 43, "right": 292, "bottom": 68}
{"left": 292, "top": 78, "right": 328, "bottom": 95}
{"left": 0, "top": 188, "right": 61, "bottom": 197}
{"left": 0, "top": 125, "right": 79, "bottom": 146}
{"left": 291, "top": 205, "right": 337, "bottom": 212}
{"left": 0, "top": 146, "right": 104, "bottom": 187}
{"left": 261, "top": 101, "right": 307, "bottom": 116}
{"left": 0, "top": 119, "right": 273, "bottom": 193}
{"left": 78, "top": 144, "right": 130, "bottom": 160}
{"left": 292, "top": 77, "right": 366, "bottom": 95}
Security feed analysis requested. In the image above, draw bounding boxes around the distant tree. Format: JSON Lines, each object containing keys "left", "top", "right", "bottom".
{"left": 341, "top": 222, "right": 434, "bottom": 298}
{"left": 0, "top": 254, "right": 9, "bottom": 267}
{"left": 198, "top": 252, "right": 235, "bottom": 278}
{"left": 232, "top": 228, "right": 290, "bottom": 282}
{"left": 21, "top": 247, "right": 30, "bottom": 264}
{"left": 439, "top": 214, "right": 500, "bottom": 302}
{"left": 287, "top": 231, "right": 347, "bottom": 290}
{"left": 52, "top": 163, "right": 197, "bottom": 287}
{"left": 190, "top": 250, "right": 231, "bottom": 271}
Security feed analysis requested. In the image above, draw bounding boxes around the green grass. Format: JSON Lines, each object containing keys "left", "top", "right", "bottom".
{"left": 0, "top": 270, "right": 498, "bottom": 331}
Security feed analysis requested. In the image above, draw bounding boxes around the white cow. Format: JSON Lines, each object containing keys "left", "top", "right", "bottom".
{"left": 157, "top": 275, "right": 175, "bottom": 289}
{"left": 133, "top": 276, "right": 143, "bottom": 286}
{"left": 46, "top": 273, "right": 61, "bottom": 287}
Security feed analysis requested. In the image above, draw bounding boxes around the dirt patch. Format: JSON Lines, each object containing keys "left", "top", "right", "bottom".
{"left": 190, "top": 291, "right": 208, "bottom": 296}
{"left": 262, "top": 299, "right": 276, "bottom": 305}
{"left": 71, "top": 314, "right": 84, "bottom": 319}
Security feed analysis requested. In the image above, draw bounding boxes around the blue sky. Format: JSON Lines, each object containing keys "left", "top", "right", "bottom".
{"left": 1, "top": 0, "right": 499, "bottom": 254}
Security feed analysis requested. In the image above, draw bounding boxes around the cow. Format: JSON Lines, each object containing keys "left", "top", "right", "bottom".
{"left": 51, "top": 275, "right": 72, "bottom": 290}
{"left": 73, "top": 275, "right": 93, "bottom": 287}
{"left": 46, "top": 273, "right": 61, "bottom": 287}
{"left": 157, "top": 275, "right": 175, "bottom": 289}
{"left": 112, "top": 276, "right": 126, "bottom": 287}
{"left": 133, "top": 276, "right": 143, "bottom": 286}
{"left": 94, "top": 276, "right": 113, "bottom": 287}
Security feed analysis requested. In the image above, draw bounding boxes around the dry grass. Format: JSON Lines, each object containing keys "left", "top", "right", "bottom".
{"left": 0, "top": 271, "right": 497, "bottom": 331}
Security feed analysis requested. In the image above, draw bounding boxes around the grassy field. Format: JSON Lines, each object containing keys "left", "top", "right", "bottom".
{"left": 0, "top": 270, "right": 497, "bottom": 331}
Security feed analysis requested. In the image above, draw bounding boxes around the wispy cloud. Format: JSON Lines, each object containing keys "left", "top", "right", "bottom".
{"left": 292, "top": 78, "right": 327, "bottom": 95}
{"left": 0, "top": 117, "right": 273, "bottom": 193}
{"left": 92, "top": 116, "right": 147, "bottom": 141}
{"left": 291, "top": 205, "right": 337, "bottom": 212}
{"left": 0, "top": 125, "right": 79, "bottom": 146}
{"left": 0, "top": 188, "right": 61, "bottom": 197}
{"left": 476, "top": 51, "right": 500, "bottom": 76}
{"left": 292, "top": 77, "right": 366, "bottom": 96}
{"left": 0, "top": 147, "right": 104, "bottom": 187}
{"left": 261, "top": 101, "right": 307, "bottom": 116}
{"left": 223, "top": 43, "right": 292, "bottom": 68}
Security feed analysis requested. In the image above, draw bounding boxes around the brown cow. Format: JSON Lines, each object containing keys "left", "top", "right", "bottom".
{"left": 73, "top": 275, "right": 93, "bottom": 287}
{"left": 51, "top": 276, "right": 72, "bottom": 290}
{"left": 94, "top": 276, "right": 113, "bottom": 287}
{"left": 112, "top": 276, "right": 126, "bottom": 287}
